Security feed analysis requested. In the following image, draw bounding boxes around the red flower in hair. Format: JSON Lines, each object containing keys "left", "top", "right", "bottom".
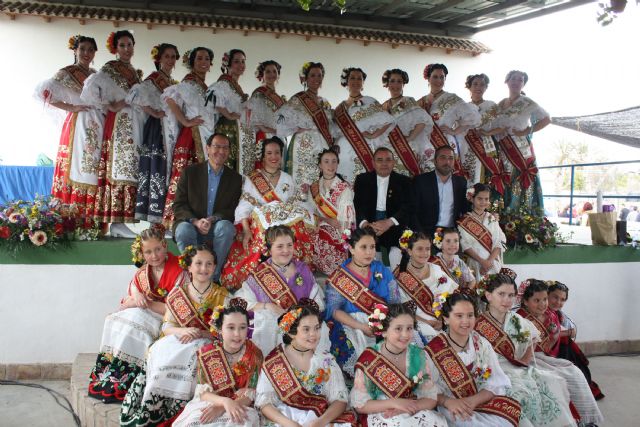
{"left": 106, "top": 32, "right": 116, "bottom": 55}
{"left": 0, "top": 226, "right": 10, "bottom": 239}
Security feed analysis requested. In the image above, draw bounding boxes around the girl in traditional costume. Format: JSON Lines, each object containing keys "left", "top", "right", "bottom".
{"left": 432, "top": 228, "right": 476, "bottom": 289}
{"left": 207, "top": 49, "right": 252, "bottom": 175}
{"left": 395, "top": 230, "right": 457, "bottom": 343}
{"left": 248, "top": 60, "right": 286, "bottom": 169}
{"left": 334, "top": 67, "right": 395, "bottom": 183}
{"left": 465, "top": 73, "right": 508, "bottom": 194}
{"left": 495, "top": 70, "right": 550, "bottom": 212}
{"left": 173, "top": 298, "right": 263, "bottom": 427}
{"left": 351, "top": 302, "right": 448, "bottom": 427}
{"left": 278, "top": 62, "right": 336, "bottom": 189}
{"left": 425, "top": 293, "right": 522, "bottom": 427}
{"left": 517, "top": 280, "right": 603, "bottom": 425}
{"left": 548, "top": 281, "right": 604, "bottom": 401}
{"left": 129, "top": 43, "right": 179, "bottom": 223}
{"left": 234, "top": 225, "right": 329, "bottom": 356}
{"left": 257, "top": 301, "right": 357, "bottom": 427}
{"left": 121, "top": 245, "right": 229, "bottom": 426}
{"left": 162, "top": 47, "right": 216, "bottom": 228}
{"left": 325, "top": 227, "right": 401, "bottom": 376}
{"left": 476, "top": 274, "right": 577, "bottom": 427}
{"left": 220, "top": 137, "right": 314, "bottom": 290}
{"left": 459, "top": 183, "right": 506, "bottom": 280}
{"left": 81, "top": 30, "right": 144, "bottom": 237}
{"left": 417, "top": 64, "right": 481, "bottom": 180}
{"left": 35, "top": 35, "right": 102, "bottom": 227}
{"left": 381, "top": 68, "right": 433, "bottom": 176}
{"left": 307, "top": 148, "right": 355, "bottom": 275}
{"left": 88, "top": 226, "right": 186, "bottom": 403}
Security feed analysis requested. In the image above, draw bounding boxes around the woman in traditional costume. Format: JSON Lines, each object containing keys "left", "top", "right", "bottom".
{"left": 517, "top": 280, "right": 603, "bottom": 425}
{"left": 325, "top": 227, "right": 400, "bottom": 376}
{"left": 307, "top": 148, "right": 355, "bottom": 275}
{"left": 350, "top": 303, "right": 448, "bottom": 427}
{"left": 278, "top": 61, "right": 336, "bottom": 189}
{"left": 548, "top": 281, "right": 604, "bottom": 400}
{"left": 35, "top": 35, "right": 102, "bottom": 227}
{"left": 173, "top": 298, "right": 263, "bottom": 427}
{"left": 432, "top": 228, "right": 476, "bottom": 289}
{"left": 334, "top": 67, "right": 395, "bottom": 183}
{"left": 495, "top": 70, "right": 550, "bottom": 212}
{"left": 234, "top": 225, "right": 329, "bottom": 356}
{"left": 121, "top": 245, "right": 229, "bottom": 426}
{"left": 417, "top": 64, "right": 481, "bottom": 180}
{"left": 425, "top": 293, "right": 522, "bottom": 427}
{"left": 206, "top": 49, "right": 252, "bottom": 174}
{"left": 395, "top": 231, "right": 457, "bottom": 343}
{"left": 459, "top": 183, "right": 506, "bottom": 280}
{"left": 248, "top": 60, "right": 286, "bottom": 169}
{"left": 381, "top": 68, "right": 433, "bottom": 176}
{"left": 476, "top": 274, "right": 578, "bottom": 427}
{"left": 220, "top": 137, "right": 314, "bottom": 290}
{"left": 465, "top": 73, "right": 508, "bottom": 194}
{"left": 81, "top": 30, "right": 145, "bottom": 237}
{"left": 88, "top": 226, "right": 187, "bottom": 403}
{"left": 162, "top": 47, "right": 215, "bottom": 228}
{"left": 257, "top": 301, "right": 356, "bottom": 427}
{"left": 129, "top": 43, "right": 179, "bottom": 224}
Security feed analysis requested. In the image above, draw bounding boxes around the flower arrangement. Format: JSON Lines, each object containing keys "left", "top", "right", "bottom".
{"left": 295, "top": 274, "right": 304, "bottom": 286}
{"left": 374, "top": 271, "right": 383, "bottom": 282}
{"left": 221, "top": 51, "right": 231, "bottom": 72}
{"left": 279, "top": 308, "right": 303, "bottom": 334}
{"left": 178, "top": 245, "right": 195, "bottom": 270}
{"left": 367, "top": 303, "right": 388, "bottom": 336}
{"left": 399, "top": 229, "right": 413, "bottom": 250}
{"left": 432, "top": 292, "right": 449, "bottom": 318}
{"left": 433, "top": 227, "right": 443, "bottom": 249}
{"left": 181, "top": 49, "right": 192, "bottom": 69}
{"left": 499, "top": 206, "right": 563, "bottom": 252}
{"left": 130, "top": 235, "right": 144, "bottom": 266}
{"left": 68, "top": 34, "right": 81, "bottom": 50}
{"left": 437, "top": 276, "right": 448, "bottom": 286}
{"left": 0, "top": 196, "right": 101, "bottom": 257}
{"left": 509, "top": 315, "right": 531, "bottom": 344}
{"left": 473, "top": 364, "right": 492, "bottom": 381}
{"left": 412, "top": 370, "right": 429, "bottom": 386}
{"left": 341, "top": 228, "right": 351, "bottom": 251}
{"left": 299, "top": 62, "right": 312, "bottom": 84}
{"left": 466, "top": 187, "right": 475, "bottom": 202}
{"left": 150, "top": 45, "right": 160, "bottom": 63}
{"left": 106, "top": 32, "right": 116, "bottom": 55}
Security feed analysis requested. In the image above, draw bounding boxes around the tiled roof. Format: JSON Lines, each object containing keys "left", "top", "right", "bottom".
{"left": 0, "top": 1, "right": 491, "bottom": 54}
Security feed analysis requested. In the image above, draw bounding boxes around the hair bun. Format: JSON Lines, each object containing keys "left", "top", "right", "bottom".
{"left": 229, "top": 297, "right": 248, "bottom": 311}
{"left": 402, "top": 300, "right": 417, "bottom": 314}
{"left": 297, "top": 298, "right": 319, "bottom": 312}
{"left": 499, "top": 267, "right": 517, "bottom": 281}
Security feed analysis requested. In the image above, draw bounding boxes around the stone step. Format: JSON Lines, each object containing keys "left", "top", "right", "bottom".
{"left": 70, "top": 353, "right": 120, "bottom": 427}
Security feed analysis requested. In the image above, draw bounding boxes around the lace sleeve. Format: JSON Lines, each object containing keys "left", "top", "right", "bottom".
{"left": 34, "top": 77, "right": 83, "bottom": 106}
{"left": 254, "top": 370, "right": 281, "bottom": 409}
{"left": 336, "top": 185, "right": 355, "bottom": 225}
{"left": 349, "top": 368, "right": 372, "bottom": 409}
{"left": 210, "top": 81, "right": 245, "bottom": 114}
{"left": 325, "top": 282, "right": 346, "bottom": 319}
{"left": 126, "top": 80, "right": 162, "bottom": 110}
{"left": 326, "top": 356, "right": 349, "bottom": 403}
{"left": 477, "top": 336, "right": 510, "bottom": 395}
{"left": 80, "top": 71, "right": 127, "bottom": 106}
{"left": 415, "top": 350, "right": 439, "bottom": 400}
{"left": 248, "top": 93, "right": 276, "bottom": 129}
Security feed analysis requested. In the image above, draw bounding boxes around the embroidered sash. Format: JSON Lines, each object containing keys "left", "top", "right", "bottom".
{"left": 197, "top": 341, "right": 237, "bottom": 398}
{"left": 328, "top": 267, "right": 386, "bottom": 315}
{"left": 166, "top": 285, "right": 209, "bottom": 330}
{"left": 251, "top": 262, "right": 298, "bottom": 309}
{"left": 387, "top": 126, "right": 421, "bottom": 176}
{"left": 425, "top": 335, "right": 521, "bottom": 427}
{"left": 474, "top": 314, "right": 526, "bottom": 367}
{"left": 465, "top": 129, "right": 508, "bottom": 195}
{"left": 145, "top": 71, "right": 172, "bottom": 92}
{"left": 354, "top": 348, "right": 415, "bottom": 399}
{"left": 62, "top": 64, "right": 92, "bottom": 87}
{"left": 253, "top": 86, "right": 285, "bottom": 110}
{"left": 183, "top": 73, "right": 207, "bottom": 92}
{"left": 249, "top": 171, "right": 280, "bottom": 203}
{"left": 294, "top": 91, "right": 333, "bottom": 146}
{"left": 310, "top": 182, "right": 338, "bottom": 219}
{"left": 218, "top": 73, "right": 248, "bottom": 102}
{"left": 263, "top": 346, "right": 357, "bottom": 425}
{"left": 334, "top": 102, "right": 375, "bottom": 172}
{"left": 457, "top": 214, "right": 493, "bottom": 254}
{"left": 428, "top": 256, "right": 457, "bottom": 283}
{"left": 393, "top": 268, "right": 435, "bottom": 317}
{"left": 516, "top": 309, "right": 552, "bottom": 355}
{"left": 498, "top": 135, "right": 538, "bottom": 189}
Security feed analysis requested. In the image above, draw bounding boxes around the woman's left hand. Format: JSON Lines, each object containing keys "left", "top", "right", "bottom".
{"left": 199, "top": 404, "right": 224, "bottom": 424}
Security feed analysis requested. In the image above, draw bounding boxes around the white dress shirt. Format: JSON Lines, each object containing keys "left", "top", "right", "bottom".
{"left": 436, "top": 174, "right": 455, "bottom": 227}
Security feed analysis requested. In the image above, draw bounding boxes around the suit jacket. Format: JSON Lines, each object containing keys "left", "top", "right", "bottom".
{"left": 353, "top": 171, "right": 413, "bottom": 228}
{"left": 412, "top": 171, "right": 469, "bottom": 235}
{"left": 172, "top": 162, "right": 242, "bottom": 234}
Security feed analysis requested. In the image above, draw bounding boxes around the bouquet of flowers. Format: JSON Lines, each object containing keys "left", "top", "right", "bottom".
{"left": 499, "top": 206, "right": 563, "bottom": 252}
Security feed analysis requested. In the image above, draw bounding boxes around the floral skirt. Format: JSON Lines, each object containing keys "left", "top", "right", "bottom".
{"left": 88, "top": 353, "right": 142, "bottom": 403}
{"left": 312, "top": 223, "right": 347, "bottom": 276}
{"left": 134, "top": 116, "right": 167, "bottom": 223}
{"left": 120, "top": 372, "right": 187, "bottom": 427}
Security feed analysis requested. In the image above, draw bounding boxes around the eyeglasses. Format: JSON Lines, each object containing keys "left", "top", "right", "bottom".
{"left": 210, "top": 145, "right": 230, "bottom": 150}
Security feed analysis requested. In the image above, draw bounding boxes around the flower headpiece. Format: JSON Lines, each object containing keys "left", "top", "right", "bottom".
{"left": 181, "top": 49, "right": 192, "bottom": 69}
{"left": 106, "top": 32, "right": 116, "bottom": 55}
{"left": 299, "top": 62, "right": 312, "bottom": 85}
{"left": 68, "top": 34, "right": 82, "bottom": 50}
{"left": 367, "top": 303, "right": 388, "bottom": 336}
{"left": 466, "top": 187, "right": 475, "bottom": 202}
{"left": 433, "top": 227, "right": 444, "bottom": 249}
{"left": 150, "top": 45, "right": 160, "bottom": 63}
{"left": 423, "top": 64, "right": 432, "bottom": 80}
{"left": 500, "top": 267, "right": 517, "bottom": 281}
{"left": 221, "top": 51, "right": 231, "bottom": 73}
{"left": 208, "top": 305, "right": 225, "bottom": 334}
{"left": 340, "top": 68, "right": 350, "bottom": 87}
{"left": 130, "top": 235, "right": 143, "bottom": 266}
{"left": 476, "top": 274, "right": 497, "bottom": 297}
{"left": 399, "top": 229, "right": 414, "bottom": 251}
{"left": 298, "top": 297, "right": 320, "bottom": 312}
{"left": 279, "top": 307, "right": 303, "bottom": 334}
{"left": 516, "top": 279, "right": 531, "bottom": 305}
{"left": 255, "top": 60, "right": 281, "bottom": 81}
{"left": 341, "top": 228, "right": 352, "bottom": 251}
{"left": 178, "top": 245, "right": 196, "bottom": 270}
{"left": 432, "top": 292, "right": 449, "bottom": 318}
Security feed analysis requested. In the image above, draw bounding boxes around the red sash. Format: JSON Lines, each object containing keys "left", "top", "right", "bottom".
{"left": 249, "top": 171, "right": 280, "bottom": 203}
{"left": 334, "top": 102, "right": 375, "bottom": 172}
{"left": 328, "top": 267, "right": 386, "bottom": 315}
{"left": 474, "top": 314, "right": 526, "bottom": 367}
{"left": 197, "top": 341, "right": 238, "bottom": 398}
{"left": 145, "top": 71, "right": 173, "bottom": 92}
{"left": 428, "top": 256, "right": 457, "bottom": 283}
{"left": 498, "top": 134, "right": 538, "bottom": 189}
{"left": 457, "top": 214, "right": 493, "bottom": 254}
{"left": 183, "top": 72, "right": 207, "bottom": 91}
{"left": 251, "top": 262, "right": 298, "bottom": 309}
{"left": 253, "top": 86, "right": 285, "bottom": 110}
{"left": 387, "top": 126, "right": 421, "bottom": 176}
{"left": 310, "top": 182, "right": 338, "bottom": 219}
{"left": 294, "top": 91, "right": 333, "bottom": 146}
{"left": 354, "top": 348, "right": 415, "bottom": 399}
{"left": 132, "top": 253, "right": 184, "bottom": 301}
{"left": 465, "top": 129, "right": 508, "bottom": 195}
{"left": 166, "top": 285, "right": 209, "bottom": 330}
{"left": 218, "top": 73, "right": 248, "bottom": 102}
{"left": 425, "top": 335, "right": 521, "bottom": 426}
{"left": 106, "top": 60, "right": 141, "bottom": 89}
{"left": 393, "top": 268, "right": 435, "bottom": 317}
{"left": 516, "top": 309, "right": 553, "bottom": 355}
{"left": 263, "top": 346, "right": 357, "bottom": 424}
{"left": 62, "top": 64, "right": 92, "bottom": 87}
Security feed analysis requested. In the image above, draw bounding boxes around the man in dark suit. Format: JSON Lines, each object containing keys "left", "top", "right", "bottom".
{"left": 412, "top": 145, "right": 469, "bottom": 236}
{"left": 173, "top": 133, "right": 242, "bottom": 281}
{"left": 353, "top": 147, "right": 413, "bottom": 269}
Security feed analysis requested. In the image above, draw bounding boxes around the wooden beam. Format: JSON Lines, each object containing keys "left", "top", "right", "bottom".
{"left": 419, "top": 46, "right": 426, "bottom": 52}
{"left": 363, "top": 40, "right": 370, "bottom": 47}
{"left": 6, "top": 13, "right": 16, "bottom": 20}
{"left": 335, "top": 38, "right": 341, "bottom": 44}
{"left": 243, "top": 29, "right": 249, "bottom": 36}
{"left": 43, "top": 16, "right": 51, "bottom": 23}
{"left": 211, "top": 27, "right": 217, "bottom": 34}
{"left": 391, "top": 43, "right": 398, "bottom": 49}
{"left": 113, "top": 21, "right": 120, "bottom": 28}
{"left": 305, "top": 35, "right": 311, "bottom": 41}
{"left": 146, "top": 23, "right": 153, "bottom": 29}
{"left": 446, "top": 48, "right": 453, "bottom": 54}
{"left": 274, "top": 32, "right": 281, "bottom": 39}
{"left": 79, "top": 19, "right": 86, "bottom": 25}
{"left": 179, "top": 25, "right": 185, "bottom": 31}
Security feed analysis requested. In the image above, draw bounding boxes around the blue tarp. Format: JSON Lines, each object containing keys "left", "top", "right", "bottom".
{"left": 0, "top": 165, "right": 54, "bottom": 205}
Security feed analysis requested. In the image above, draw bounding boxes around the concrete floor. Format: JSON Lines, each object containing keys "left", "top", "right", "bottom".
{"left": 0, "top": 355, "right": 638, "bottom": 427}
